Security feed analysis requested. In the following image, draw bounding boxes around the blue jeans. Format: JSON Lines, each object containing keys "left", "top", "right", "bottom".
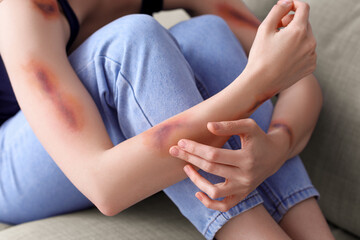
{"left": 0, "top": 15, "right": 319, "bottom": 239}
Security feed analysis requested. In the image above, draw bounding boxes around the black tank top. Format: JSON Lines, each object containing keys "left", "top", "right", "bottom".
{"left": 0, "top": 0, "right": 80, "bottom": 126}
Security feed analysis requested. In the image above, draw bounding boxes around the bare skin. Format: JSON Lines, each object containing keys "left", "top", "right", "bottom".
{"left": 0, "top": 0, "right": 331, "bottom": 239}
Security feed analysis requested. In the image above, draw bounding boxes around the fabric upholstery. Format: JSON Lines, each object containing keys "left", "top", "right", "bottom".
{"left": 299, "top": 0, "right": 360, "bottom": 236}
{"left": 0, "top": 223, "right": 10, "bottom": 231}
{"left": 0, "top": 192, "right": 202, "bottom": 239}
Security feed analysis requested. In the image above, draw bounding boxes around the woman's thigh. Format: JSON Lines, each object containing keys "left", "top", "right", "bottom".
{"left": 0, "top": 112, "right": 92, "bottom": 224}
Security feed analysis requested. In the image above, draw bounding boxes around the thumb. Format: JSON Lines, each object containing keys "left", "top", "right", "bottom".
{"left": 262, "top": 0, "right": 293, "bottom": 31}
{"left": 207, "top": 119, "right": 256, "bottom": 136}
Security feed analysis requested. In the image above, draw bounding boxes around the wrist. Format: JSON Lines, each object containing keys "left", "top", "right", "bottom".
{"left": 236, "top": 67, "right": 277, "bottom": 113}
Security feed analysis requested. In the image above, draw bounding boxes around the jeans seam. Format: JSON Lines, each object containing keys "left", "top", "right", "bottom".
{"left": 259, "top": 181, "right": 281, "bottom": 216}
{"left": 96, "top": 55, "right": 154, "bottom": 129}
{"left": 276, "top": 186, "right": 317, "bottom": 209}
{"left": 203, "top": 193, "right": 262, "bottom": 237}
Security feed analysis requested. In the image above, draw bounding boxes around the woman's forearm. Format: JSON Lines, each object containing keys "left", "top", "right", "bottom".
{"left": 268, "top": 75, "right": 323, "bottom": 160}
{"left": 96, "top": 70, "right": 268, "bottom": 216}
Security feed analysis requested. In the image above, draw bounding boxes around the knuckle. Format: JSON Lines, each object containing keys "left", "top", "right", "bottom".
{"left": 207, "top": 149, "right": 219, "bottom": 161}
{"left": 209, "top": 187, "right": 219, "bottom": 199}
{"left": 204, "top": 162, "right": 216, "bottom": 173}
{"left": 242, "top": 176, "right": 252, "bottom": 187}
{"left": 294, "top": 26, "right": 307, "bottom": 37}
{"left": 245, "top": 119, "right": 256, "bottom": 129}
{"left": 304, "top": 2, "right": 310, "bottom": 12}
{"left": 307, "top": 39, "right": 317, "bottom": 52}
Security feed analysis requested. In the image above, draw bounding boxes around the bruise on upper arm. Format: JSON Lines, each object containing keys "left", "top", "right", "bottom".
{"left": 215, "top": 2, "right": 260, "bottom": 29}
{"left": 23, "top": 59, "right": 84, "bottom": 132}
{"left": 32, "top": 0, "right": 60, "bottom": 20}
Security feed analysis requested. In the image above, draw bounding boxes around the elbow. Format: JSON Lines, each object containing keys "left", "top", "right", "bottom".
{"left": 96, "top": 203, "right": 121, "bottom": 217}
{"left": 89, "top": 182, "right": 125, "bottom": 217}
{"left": 93, "top": 194, "right": 125, "bottom": 217}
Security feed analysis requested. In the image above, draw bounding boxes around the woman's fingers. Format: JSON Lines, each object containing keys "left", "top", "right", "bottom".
{"left": 279, "top": 13, "right": 294, "bottom": 28}
{"left": 208, "top": 119, "right": 259, "bottom": 137}
{"left": 170, "top": 145, "right": 236, "bottom": 177}
{"left": 196, "top": 192, "right": 245, "bottom": 212}
{"left": 170, "top": 138, "right": 243, "bottom": 166}
{"left": 183, "top": 165, "right": 235, "bottom": 199}
{"left": 291, "top": 0, "right": 310, "bottom": 27}
{"left": 262, "top": 0, "right": 294, "bottom": 31}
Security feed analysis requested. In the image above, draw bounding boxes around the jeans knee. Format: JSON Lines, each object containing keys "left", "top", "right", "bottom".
{"left": 96, "top": 14, "right": 166, "bottom": 52}
{"left": 189, "top": 15, "right": 231, "bottom": 35}
{"left": 69, "top": 14, "right": 172, "bottom": 73}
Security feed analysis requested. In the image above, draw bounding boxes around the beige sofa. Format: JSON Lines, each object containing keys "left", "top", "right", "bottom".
{"left": 1, "top": 0, "right": 359, "bottom": 239}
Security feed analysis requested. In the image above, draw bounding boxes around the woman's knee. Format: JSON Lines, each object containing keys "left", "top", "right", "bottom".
{"left": 170, "top": 15, "right": 233, "bottom": 44}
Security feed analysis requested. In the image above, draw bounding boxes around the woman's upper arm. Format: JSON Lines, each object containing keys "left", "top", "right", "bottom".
{"left": 0, "top": 0, "right": 113, "bottom": 188}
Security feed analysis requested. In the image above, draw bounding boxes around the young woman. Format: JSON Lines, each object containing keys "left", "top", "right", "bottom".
{"left": 0, "top": 0, "right": 334, "bottom": 239}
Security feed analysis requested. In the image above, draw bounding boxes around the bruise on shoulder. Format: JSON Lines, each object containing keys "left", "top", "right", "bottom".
{"left": 23, "top": 59, "right": 84, "bottom": 132}
{"left": 269, "top": 120, "right": 294, "bottom": 149}
{"left": 142, "top": 115, "right": 192, "bottom": 156}
{"left": 32, "top": 0, "right": 60, "bottom": 20}
{"left": 215, "top": 2, "right": 261, "bottom": 29}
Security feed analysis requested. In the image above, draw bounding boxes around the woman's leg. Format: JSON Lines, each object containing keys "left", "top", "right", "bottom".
{"left": 168, "top": 15, "right": 324, "bottom": 239}
{"left": 279, "top": 198, "right": 335, "bottom": 240}
{"left": 0, "top": 112, "right": 93, "bottom": 224}
{"left": 216, "top": 205, "right": 291, "bottom": 240}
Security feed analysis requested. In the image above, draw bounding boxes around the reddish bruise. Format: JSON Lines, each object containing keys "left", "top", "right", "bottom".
{"left": 216, "top": 3, "right": 260, "bottom": 29}
{"left": 24, "top": 60, "right": 84, "bottom": 132}
{"left": 269, "top": 121, "right": 294, "bottom": 148}
{"left": 32, "top": 0, "right": 60, "bottom": 19}
{"left": 35, "top": 68, "right": 56, "bottom": 94}
{"left": 142, "top": 116, "right": 189, "bottom": 155}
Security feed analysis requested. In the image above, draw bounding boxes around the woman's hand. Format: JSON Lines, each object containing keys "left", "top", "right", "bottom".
{"left": 244, "top": 0, "right": 317, "bottom": 94}
{"left": 169, "top": 119, "right": 291, "bottom": 212}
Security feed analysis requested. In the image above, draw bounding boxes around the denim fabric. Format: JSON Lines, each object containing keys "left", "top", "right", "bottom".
{"left": 0, "top": 14, "right": 319, "bottom": 239}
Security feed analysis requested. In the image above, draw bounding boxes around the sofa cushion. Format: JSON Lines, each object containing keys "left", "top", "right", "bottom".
{"left": 299, "top": 0, "right": 360, "bottom": 237}
{"left": 0, "top": 192, "right": 202, "bottom": 240}
{"left": 330, "top": 222, "right": 360, "bottom": 240}
{"left": 0, "top": 223, "right": 10, "bottom": 231}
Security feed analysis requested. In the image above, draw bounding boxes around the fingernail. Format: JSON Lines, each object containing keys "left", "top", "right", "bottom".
{"left": 178, "top": 140, "right": 186, "bottom": 148}
{"left": 196, "top": 192, "right": 203, "bottom": 201}
{"left": 184, "top": 165, "right": 190, "bottom": 174}
{"left": 278, "top": 0, "right": 292, "bottom": 6}
{"left": 170, "top": 147, "right": 179, "bottom": 156}
{"left": 211, "top": 122, "right": 220, "bottom": 130}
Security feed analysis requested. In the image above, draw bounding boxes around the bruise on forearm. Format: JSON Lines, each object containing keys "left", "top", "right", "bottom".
{"left": 215, "top": 2, "right": 260, "bottom": 29}
{"left": 142, "top": 116, "right": 191, "bottom": 155}
{"left": 142, "top": 114, "right": 228, "bottom": 156}
{"left": 24, "top": 59, "right": 84, "bottom": 132}
{"left": 269, "top": 120, "right": 294, "bottom": 149}
{"left": 32, "top": 0, "right": 60, "bottom": 20}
